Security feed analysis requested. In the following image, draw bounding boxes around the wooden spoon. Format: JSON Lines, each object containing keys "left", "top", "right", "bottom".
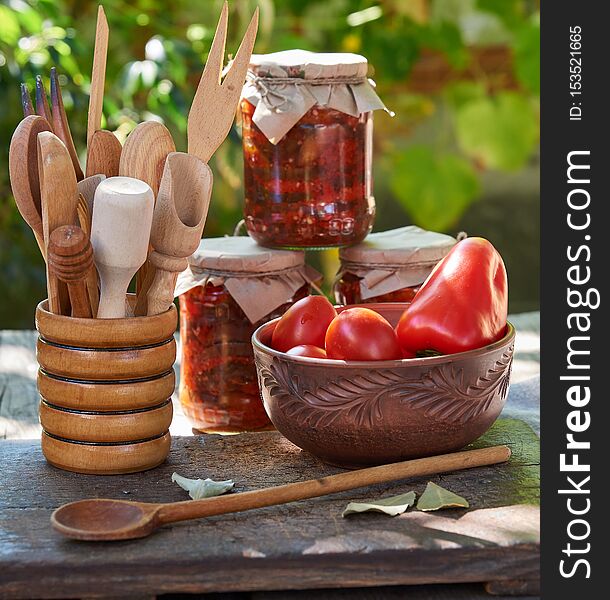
{"left": 119, "top": 121, "right": 176, "bottom": 293}
{"left": 139, "top": 152, "right": 213, "bottom": 316}
{"left": 8, "top": 115, "right": 52, "bottom": 257}
{"left": 38, "top": 131, "right": 79, "bottom": 315}
{"left": 91, "top": 176, "right": 154, "bottom": 318}
{"left": 86, "top": 130, "right": 122, "bottom": 178}
{"left": 51, "top": 445, "right": 510, "bottom": 541}
{"left": 119, "top": 121, "right": 175, "bottom": 195}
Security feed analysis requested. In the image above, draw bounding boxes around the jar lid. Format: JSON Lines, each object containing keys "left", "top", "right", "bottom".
{"left": 187, "top": 236, "right": 305, "bottom": 274}
{"left": 249, "top": 50, "right": 369, "bottom": 80}
{"left": 339, "top": 226, "right": 456, "bottom": 267}
{"left": 243, "top": 49, "right": 390, "bottom": 145}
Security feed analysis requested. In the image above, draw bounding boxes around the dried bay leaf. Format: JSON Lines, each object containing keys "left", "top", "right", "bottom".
{"left": 171, "top": 472, "right": 234, "bottom": 500}
{"left": 342, "top": 491, "right": 416, "bottom": 517}
{"left": 416, "top": 481, "right": 469, "bottom": 511}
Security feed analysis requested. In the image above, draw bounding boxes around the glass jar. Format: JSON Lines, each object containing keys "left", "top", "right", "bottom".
{"left": 176, "top": 237, "right": 318, "bottom": 433}
{"left": 240, "top": 50, "right": 389, "bottom": 250}
{"left": 335, "top": 271, "right": 421, "bottom": 305}
{"left": 333, "top": 226, "right": 457, "bottom": 305}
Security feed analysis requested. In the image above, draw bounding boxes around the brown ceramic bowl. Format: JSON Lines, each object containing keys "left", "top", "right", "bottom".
{"left": 252, "top": 303, "right": 515, "bottom": 467}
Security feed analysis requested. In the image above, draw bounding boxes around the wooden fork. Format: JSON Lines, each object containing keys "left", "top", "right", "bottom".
{"left": 21, "top": 68, "right": 84, "bottom": 181}
{"left": 187, "top": 1, "right": 259, "bottom": 163}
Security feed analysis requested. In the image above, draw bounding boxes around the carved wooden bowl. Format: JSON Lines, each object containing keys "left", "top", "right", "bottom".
{"left": 252, "top": 303, "right": 515, "bottom": 468}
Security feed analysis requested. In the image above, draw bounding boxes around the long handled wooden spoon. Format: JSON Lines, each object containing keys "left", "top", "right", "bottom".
{"left": 8, "top": 115, "right": 53, "bottom": 257}
{"left": 51, "top": 445, "right": 510, "bottom": 541}
{"left": 141, "top": 153, "right": 212, "bottom": 316}
{"left": 38, "top": 131, "right": 80, "bottom": 315}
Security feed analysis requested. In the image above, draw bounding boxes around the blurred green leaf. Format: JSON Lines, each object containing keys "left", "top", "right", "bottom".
{"left": 455, "top": 92, "right": 539, "bottom": 170}
{"left": 0, "top": 5, "right": 21, "bottom": 45}
{"left": 389, "top": 146, "right": 480, "bottom": 230}
{"left": 514, "top": 20, "right": 540, "bottom": 94}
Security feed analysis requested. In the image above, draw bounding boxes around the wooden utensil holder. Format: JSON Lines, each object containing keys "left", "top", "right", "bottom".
{"left": 35, "top": 296, "right": 177, "bottom": 474}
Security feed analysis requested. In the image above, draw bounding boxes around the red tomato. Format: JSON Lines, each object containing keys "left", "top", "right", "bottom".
{"left": 272, "top": 295, "right": 337, "bottom": 353}
{"left": 325, "top": 308, "right": 403, "bottom": 361}
{"left": 286, "top": 345, "right": 328, "bottom": 359}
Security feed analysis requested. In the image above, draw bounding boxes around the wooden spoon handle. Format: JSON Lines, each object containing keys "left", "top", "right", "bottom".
{"left": 157, "top": 445, "right": 511, "bottom": 525}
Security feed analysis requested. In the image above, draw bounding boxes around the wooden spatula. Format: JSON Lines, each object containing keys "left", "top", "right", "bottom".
{"left": 187, "top": 2, "right": 259, "bottom": 163}
{"left": 8, "top": 115, "right": 53, "bottom": 257}
{"left": 87, "top": 5, "right": 109, "bottom": 151}
{"left": 38, "top": 131, "right": 80, "bottom": 315}
{"left": 90, "top": 177, "right": 155, "bottom": 318}
{"left": 143, "top": 153, "right": 213, "bottom": 316}
{"left": 84, "top": 6, "right": 122, "bottom": 178}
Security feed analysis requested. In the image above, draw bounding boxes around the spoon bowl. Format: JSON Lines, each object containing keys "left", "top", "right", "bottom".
{"left": 52, "top": 499, "right": 160, "bottom": 541}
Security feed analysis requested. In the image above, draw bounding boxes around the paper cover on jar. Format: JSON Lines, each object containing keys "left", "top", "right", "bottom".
{"left": 241, "top": 50, "right": 391, "bottom": 144}
{"left": 338, "top": 226, "right": 457, "bottom": 300}
{"left": 175, "top": 236, "right": 321, "bottom": 324}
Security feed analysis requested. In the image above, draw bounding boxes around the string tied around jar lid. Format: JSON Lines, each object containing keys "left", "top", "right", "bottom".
{"left": 246, "top": 71, "right": 373, "bottom": 113}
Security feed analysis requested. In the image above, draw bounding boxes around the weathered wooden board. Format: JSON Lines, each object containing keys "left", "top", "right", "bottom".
{"left": 0, "top": 419, "right": 539, "bottom": 599}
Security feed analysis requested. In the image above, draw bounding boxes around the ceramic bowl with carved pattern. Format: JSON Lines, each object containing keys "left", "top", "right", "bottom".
{"left": 252, "top": 303, "right": 515, "bottom": 467}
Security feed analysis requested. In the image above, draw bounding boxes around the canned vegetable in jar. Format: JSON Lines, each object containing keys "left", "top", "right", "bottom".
{"left": 333, "top": 226, "right": 457, "bottom": 305}
{"left": 241, "top": 50, "right": 391, "bottom": 250}
{"left": 176, "top": 236, "right": 320, "bottom": 433}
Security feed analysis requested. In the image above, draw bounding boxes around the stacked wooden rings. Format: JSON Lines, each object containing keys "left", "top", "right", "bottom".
{"left": 35, "top": 296, "right": 177, "bottom": 474}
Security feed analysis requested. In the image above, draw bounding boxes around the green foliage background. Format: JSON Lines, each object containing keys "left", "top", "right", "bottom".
{"left": 0, "top": 0, "right": 540, "bottom": 328}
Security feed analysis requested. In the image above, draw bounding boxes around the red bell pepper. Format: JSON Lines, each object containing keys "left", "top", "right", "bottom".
{"left": 395, "top": 237, "right": 508, "bottom": 355}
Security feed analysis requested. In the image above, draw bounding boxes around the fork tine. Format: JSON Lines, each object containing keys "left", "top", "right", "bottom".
{"left": 198, "top": 1, "right": 228, "bottom": 89}
{"left": 223, "top": 7, "right": 259, "bottom": 91}
{"left": 35, "top": 75, "right": 53, "bottom": 127}
{"left": 21, "top": 83, "right": 35, "bottom": 117}
{"left": 50, "top": 67, "right": 84, "bottom": 181}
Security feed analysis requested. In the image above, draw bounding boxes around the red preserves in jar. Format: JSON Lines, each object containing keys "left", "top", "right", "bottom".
{"left": 333, "top": 226, "right": 456, "bottom": 305}
{"left": 241, "top": 50, "right": 390, "bottom": 249}
{"left": 176, "top": 237, "right": 318, "bottom": 433}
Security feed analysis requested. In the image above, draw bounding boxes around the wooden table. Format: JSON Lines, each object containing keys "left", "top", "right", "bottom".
{"left": 0, "top": 313, "right": 540, "bottom": 598}
{"left": 0, "top": 418, "right": 539, "bottom": 600}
